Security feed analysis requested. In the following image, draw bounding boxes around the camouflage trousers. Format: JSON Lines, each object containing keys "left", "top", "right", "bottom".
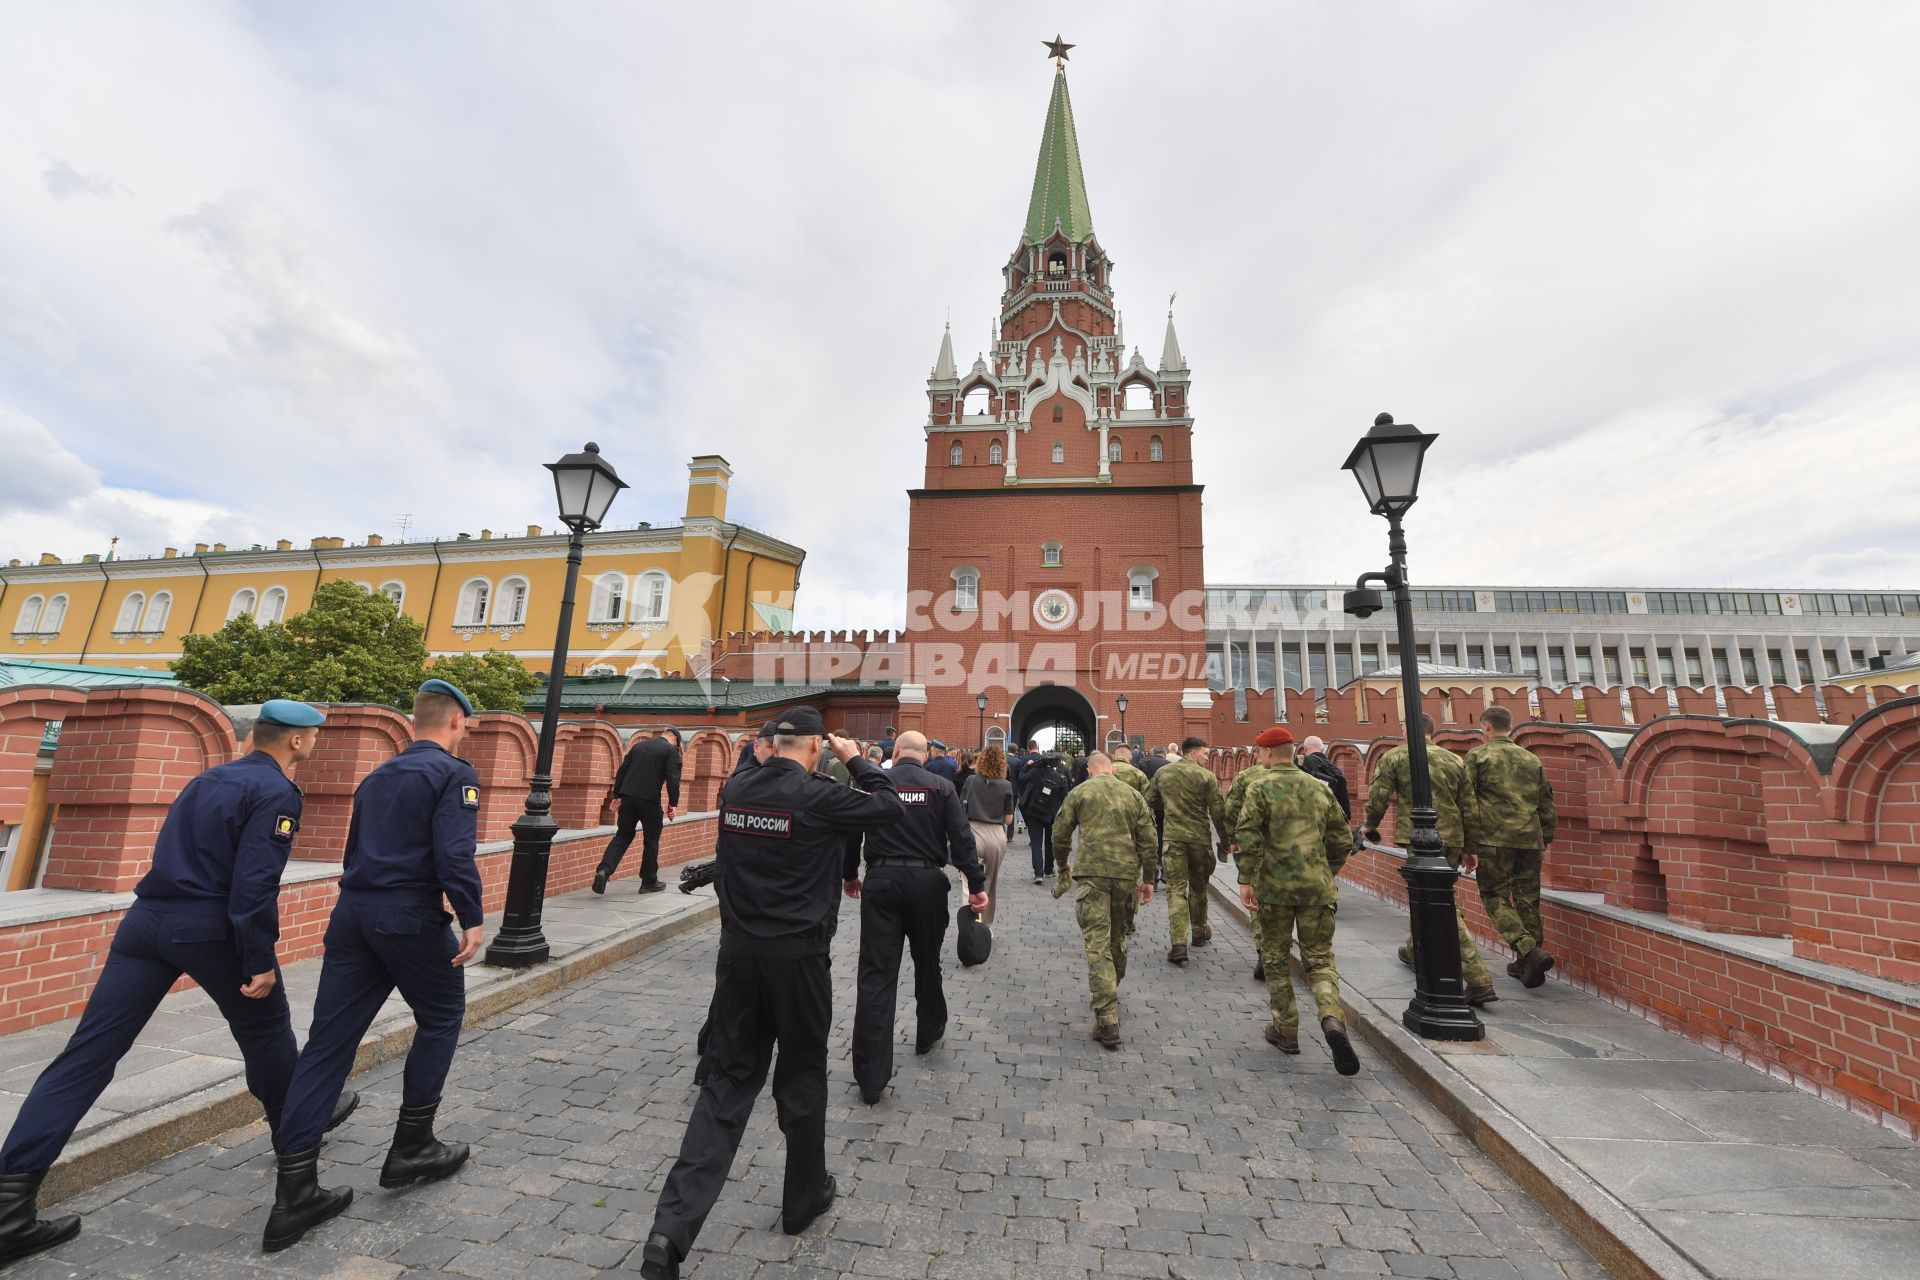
{"left": 1402, "top": 849, "right": 1493, "bottom": 988}
{"left": 1163, "top": 840, "right": 1213, "bottom": 946}
{"left": 1074, "top": 876, "right": 1134, "bottom": 1024}
{"left": 1476, "top": 846, "right": 1544, "bottom": 955}
{"left": 1256, "top": 901, "right": 1343, "bottom": 1033}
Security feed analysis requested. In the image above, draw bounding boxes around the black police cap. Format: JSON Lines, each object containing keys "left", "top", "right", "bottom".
{"left": 773, "top": 706, "right": 828, "bottom": 737}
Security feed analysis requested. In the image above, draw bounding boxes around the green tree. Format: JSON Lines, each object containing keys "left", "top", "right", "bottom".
{"left": 170, "top": 580, "right": 428, "bottom": 706}
{"left": 424, "top": 650, "right": 541, "bottom": 712}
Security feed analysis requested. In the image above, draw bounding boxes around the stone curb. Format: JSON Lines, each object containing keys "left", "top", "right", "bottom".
{"left": 1207, "top": 875, "right": 1709, "bottom": 1280}
{"left": 42, "top": 897, "right": 720, "bottom": 1206}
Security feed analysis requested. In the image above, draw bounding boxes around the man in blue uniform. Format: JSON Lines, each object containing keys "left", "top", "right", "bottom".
{"left": 844, "top": 731, "right": 988, "bottom": 1104}
{"left": 640, "top": 707, "right": 902, "bottom": 1280}
{"left": 0, "top": 700, "right": 356, "bottom": 1268}
{"left": 263, "top": 679, "right": 487, "bottom": 1253}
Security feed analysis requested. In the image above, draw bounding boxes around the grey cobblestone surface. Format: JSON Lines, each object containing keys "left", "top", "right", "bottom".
{"left": 14, "top": 836, "right": 1599, "bottom": 1278}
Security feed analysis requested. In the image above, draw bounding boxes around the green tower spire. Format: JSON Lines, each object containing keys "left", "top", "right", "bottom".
{"left": 1022, "top": 67, "right": 1094, "bottom": 245}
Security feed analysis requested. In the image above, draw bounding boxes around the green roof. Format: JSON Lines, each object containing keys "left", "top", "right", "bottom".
{"left": 0, "top": 657, "right": 179, "bottom": 689}
{"left": 529, "top": 677, "right": 897, "bottom": 715}
{"left": 1023, "top": 70, "right": 1095, "bottom": 245}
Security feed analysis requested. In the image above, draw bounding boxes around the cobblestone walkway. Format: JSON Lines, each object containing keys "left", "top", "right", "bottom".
{"left": 16, "top": 837, "right": 1601, "bottom": 1279}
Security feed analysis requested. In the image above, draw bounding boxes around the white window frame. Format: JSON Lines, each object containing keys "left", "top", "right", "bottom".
{"left": 495, "top": 576, "right": 530, "bottom": 626}
{"left": 950, "top": 565, "right": 980, "bottom": 612}
{"left": 114, "top": 592, "right": 146, "bottom": 633}
{"left": 589, "top": 572, "right": 626, "bottom": 624}
{"left": 260, "top": 586, "right": 288, "bottom": 625}
{"left": 988, "top": 439, "right": 1003, "bottom": 465}
{"left": 1122, "top": 381, "right": 1154, "bottom": 412}
{"left": 379, "top": 581, "right": 406, "bottom": 607}
{"left": 636, "top": 571, "right": 670, "bottom": 622}
{"left": 456, "top": 578, "right": 491, "bottom": 626}
{"left": 1128, "top": 564, "right": 1159, "bottom": 609}
{"left": 949, "top": 441, "right": 964, "bottom": 466}
{"left": 41, "top": 594, "right": 67, "bottom": 633}
{"left": 13, "top": 594, "right": 44, "bottom": 635}
{"left": 143, "top": 591, "right": 172, "bottom": 633}
{"left": 1108, "top": 436, "right": 1123, "bottom": 463}
{"left": 1051, "top": 442, "right": 1064, "bottom": 464}
{"left": 1149, "top": 434, "right": 1164, "bottom": 462}
{"left": 1041, "top": 541, "right": 1063, "bottom": 568}
{"left": 227, "top": 588, "right": 258, "bottom": 621}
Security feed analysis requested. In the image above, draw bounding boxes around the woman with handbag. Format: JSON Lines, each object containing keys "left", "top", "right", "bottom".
{"left": 960, "top": 746, "right": 1015, "bottom": 924}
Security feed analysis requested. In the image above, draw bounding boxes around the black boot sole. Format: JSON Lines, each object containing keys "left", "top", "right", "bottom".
{"left": 639, "top": 1236, "right": 680, "bottom": 1280}
{"left": 0, "top": 1216, "right": 81, "bottom": 1267}
{"left": 591, "top": 873, "right": 608, "bottom": 895}
{"left": 1324, "top": 1023, "right": 1361, "bottom": 1077}
{"left": 379, "top": 1149, "right": 469, "bottom": 1189}
{"left": 263, "top": 1188, "right": 352, "bottom": 1253}
{"left": 325, "top": 1091, "right": 359, "bottom": 1133}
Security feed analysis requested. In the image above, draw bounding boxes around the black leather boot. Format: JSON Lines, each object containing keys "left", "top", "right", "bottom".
{"left": 262, "top": 1147, "right": 352, "bottom": 1253}
{"left": 264, "top": 1089, "right": 359, "bottom": 1145}
{"left": 0, "top": 1171, "right": 81, "bottom": 1267}
{"left": 639, "top": 1232, "right": 682, "bottom": 1279}
{"left": 378, "top": 1101, "right": 469, "bottom": 1189}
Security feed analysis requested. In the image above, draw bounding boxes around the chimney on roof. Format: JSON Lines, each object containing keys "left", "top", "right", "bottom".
{"left": 456, "top": 533, "right": 470, "bottom": 541}
{"left": 276, "top": 539, "right": 292, "bottom": 551}
{"left": 82, "top": 554, "right": 99, "bottom": 563}
{"left": 366, "top": 534, "right": 383, "bottom": 546}
{"left": 686, "top": 455, "right": 733, "bottom": 523}
{"left": 213, "top": 543, "right": 227, "bottom": 553}
{"left": 526, "top": 524, "right": 542, "bottom": 538}
{"left": 39, "top": 553, "right": 59, "bottom": 565}
{"left": 194, "top": 542, "right": 209, "bottom": 554}
{"left": 163, "top": 547, "right": 178, "bottom": 559}
{"left": 480, "top": 529, "right": 492, "bottom": 540}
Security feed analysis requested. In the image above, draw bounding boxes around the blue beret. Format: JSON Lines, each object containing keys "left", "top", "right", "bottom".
{"left": 417, "top": 678, "right": 474, "bottom": 716}
{"left": 929, "top": 740, "right": 948, "bottom": 750}
{"left": 259, "top": 699, "right": 326, "bottom": 728}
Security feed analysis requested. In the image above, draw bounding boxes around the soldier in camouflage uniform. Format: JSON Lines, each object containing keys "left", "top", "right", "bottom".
{"left": 1145, "top": 737, "right": 1228, "bottom": 964}
{"left": 1365, "top": 715, "right": 1498, "bottom": 1006}
{"left": 1465, "top": 705, "right": 1557, "bottom": 988}
{"left": 1223, "top": 755, "right": 1275, "bottom": 981}
{"left": 1050, "top": 753, "right": 1157, "bottom": 1048}
{"left": 1111, "top": 747, "right": 1150, "bottom": 937}
{"left": 1234, "top": 726, "right": 1360, "bottom": 1075}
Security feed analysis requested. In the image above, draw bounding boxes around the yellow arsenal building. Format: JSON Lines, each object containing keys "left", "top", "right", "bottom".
{"left": 1, "top": 456, "right": 801, "bottom": 678}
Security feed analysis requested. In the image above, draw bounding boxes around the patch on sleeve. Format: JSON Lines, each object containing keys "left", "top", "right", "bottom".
{"left": 272, "top": 815, "right": 297, "bottom": 842}
{"left": 461, "top": 785, "right": 480, "bottom": 810}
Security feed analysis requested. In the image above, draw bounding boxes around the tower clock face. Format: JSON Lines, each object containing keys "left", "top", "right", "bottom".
{"left": 1033, "top": 589, "right": 1077, "bottom": 631}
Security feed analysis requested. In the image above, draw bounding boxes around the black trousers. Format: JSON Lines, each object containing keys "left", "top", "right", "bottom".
{"left": 652, "top": 947, "right": 831, "bottom": 1254}
{"left": 0, "top": 901, "right": 296, "bottom": 1174}
{"left": 596, "top": 797, "right": 664, "bottom": 883}
{"left": 851, "top": 865, "right": 950, "bottom": 1098}
{"left": 1027, "top": 819, "right": 1055, "bottom": 876}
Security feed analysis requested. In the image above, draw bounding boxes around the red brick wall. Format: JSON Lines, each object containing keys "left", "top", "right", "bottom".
{"left": 296, "top": 704, "right": 415, "bottom": 860}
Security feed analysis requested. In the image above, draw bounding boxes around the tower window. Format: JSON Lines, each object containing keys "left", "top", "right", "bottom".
{"left": 1122, "top": 382, "right": 1154, "bottom": 412}
{"left": 949, "top": 441, "right": 963, "bottom": 466}
{"left": 1128, "top": 565, "right": 1160, "bottom": 609}
{"left": 950, "top": 566, "right": 980, "bottom": 612}
{"left": 1041, "top": 541, "right": 1063, "bottom": 567}
{"left": 1051, "top": 442, "right": 1064, "bottom": 464}
{"left": 1108, "top": 437, "right": 1123, "bottom": 463}
{"left": 1149, "top": 435, "right": 1164, "bottom": 461}
{"left": 988, "top": 439, "right": 1003, "bottom": 465}
{"left": 1052, "top": 403, "right": 1063, "bottom": 422}
{"left": 1048, "top": 250, "right": 1066, "bottom": 275}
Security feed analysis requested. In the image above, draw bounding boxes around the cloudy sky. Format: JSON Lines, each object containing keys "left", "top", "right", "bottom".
{"left": 3, "top": 1, "right": 1917, "bottom": 629}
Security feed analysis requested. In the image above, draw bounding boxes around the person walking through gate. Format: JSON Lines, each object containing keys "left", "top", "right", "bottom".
{"left": 1465, "top": 705, "right": 1558, "bottom": 987}
{"left": 640, "top": 708, "right": 902, "bottom": 1280}
{"left": 1050, "top": 753, "right": 1158, "bottom": 1047}
{"left": 1366, "top": 714, "right": 1498, "bottom": 1007}
{"left": 593, "top": 727, "right": 682, "bottom": 894}
{"left": 1018, "top": 752, "right": 1070, "bottom": 882}
{"left": 845, "top": 732, "right": 989, "bottom": 1104}
{"left": 1146, "top": 737, "right": 1228, "bottom": 964}
{"left": 960, "top": 745, "right": 1015, "bottom": 924}
{"left": 0, "top": 701, "right": 356, "bottom": 1269}
{"left": 262, "top": 679, "right": 488, "bottom": 1253}
{"left": 1234, "top": 726, "right": 1361, "bottom": 1074}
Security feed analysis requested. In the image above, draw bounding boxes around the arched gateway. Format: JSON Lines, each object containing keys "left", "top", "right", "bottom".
{"left": 1009, "top": 684, "right": 1097, "bottom": 756}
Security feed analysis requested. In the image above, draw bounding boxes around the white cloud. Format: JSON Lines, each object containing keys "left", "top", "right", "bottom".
{"left": 0, "top": 1, "right": 1914, "bottom": 619}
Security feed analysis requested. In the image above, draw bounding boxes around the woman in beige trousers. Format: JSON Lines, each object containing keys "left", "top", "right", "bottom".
{"left": 959, "top": 746, "right": 1016, "bottom": 925}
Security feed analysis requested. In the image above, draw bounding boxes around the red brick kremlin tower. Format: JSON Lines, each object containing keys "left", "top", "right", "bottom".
{"left": 900, "top": 42, "right": 1209, "bottom": 752}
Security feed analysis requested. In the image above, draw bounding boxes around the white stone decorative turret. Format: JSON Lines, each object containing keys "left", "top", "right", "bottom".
{"left": 1159, "top": 308, "right": 1187, "bottom": 374}
{"left": 932, "top": 323, "right": 957, "bottom": 381}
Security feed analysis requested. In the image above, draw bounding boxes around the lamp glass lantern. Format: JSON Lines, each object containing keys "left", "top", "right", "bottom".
{"left": 546, "top": 441, "right": 629, "bottom": 531}
{"left": 1340, "top": 414, "right": 1436, "bottom": 517}
{"left": 976, "top": 692, "right": 989, "bottom": 712}
{"left": 1115, "top": 693, "right": 1129, "bottom": 714}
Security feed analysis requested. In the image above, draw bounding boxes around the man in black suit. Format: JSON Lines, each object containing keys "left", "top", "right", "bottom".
{"left": 593, "top": 727, "right": 683, "bottom": 894}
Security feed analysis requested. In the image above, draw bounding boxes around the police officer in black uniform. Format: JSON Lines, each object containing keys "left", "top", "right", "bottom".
{"left": 640, "top": 707, "right": 901, "bottom": 1280}
{"left": 844, "top": 730, "right": 988, "bottom": 1105}
{"left": 0, "top": 700, "right": 357, "bottom": 1268}
{"left": 263, "top": 679, "right": 487, "bottom": 1253}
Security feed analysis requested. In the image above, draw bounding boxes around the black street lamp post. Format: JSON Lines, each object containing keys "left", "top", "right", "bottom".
{"left": 976, "top": 692, "right": 989, "bottom": 748}
{"left": 486, "top": 442, "right": 628, "bottom": 968}
{"left": 1341, "top": 413, "right": 1484, "bottom": 1042}
{"left": 1116, "top": 692, "right": 1128, "bottom": 746}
